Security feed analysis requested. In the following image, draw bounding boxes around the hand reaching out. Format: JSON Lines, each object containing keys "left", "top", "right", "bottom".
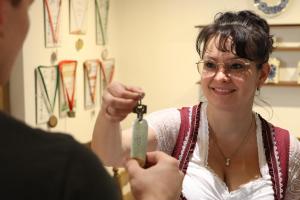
{"left": 125, "top": 151, "right": 184, "bottom": 200}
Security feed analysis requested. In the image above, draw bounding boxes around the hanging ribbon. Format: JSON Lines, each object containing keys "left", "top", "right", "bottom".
{"left": 100, "top": 58, "right": 115, "bottom": 88}
{"left": 44, "top": 0, "right": 62, "bottom": 46}
{"left": 84, "top": 60, "right": 99, "bottom": 104}
{"left": 59, "top": 60, "right": 77, "bottom": 117}
{"left": 95, "top": 0, "right": 109, "bottom": 45}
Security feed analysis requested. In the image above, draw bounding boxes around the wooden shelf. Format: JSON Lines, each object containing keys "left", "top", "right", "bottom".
{"left": 274, "top": 47, "right": 300, "bottom": 51}
{"left": 270, "top": 24, "right": 300, "bottom": 27}
{"left": 265, "top": 81, "right": 300, "bottom": 87}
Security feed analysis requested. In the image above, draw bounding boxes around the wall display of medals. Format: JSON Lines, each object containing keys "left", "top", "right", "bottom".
{"left": 84, "top": 60, "right": 100, "bottom": 109}
{"left": 35, "top": 65, "right": 59, "bottom": 128}
{"left": 95, "top": 0, "right": 109, "bottom": 45}
{"left": 58, "top": 60, "right": 78, "bottom": 118}
{"left": 266, "top": 24, "right": 300, "bottom": 87}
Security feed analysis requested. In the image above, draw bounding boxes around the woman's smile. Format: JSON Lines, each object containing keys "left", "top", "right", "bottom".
{"left": 210, "top": 86, "right": 236, "bottom": 95}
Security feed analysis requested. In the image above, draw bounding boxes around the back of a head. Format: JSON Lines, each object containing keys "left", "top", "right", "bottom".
{"left": 196, "top": 10, "right": 273, "bottom": 68}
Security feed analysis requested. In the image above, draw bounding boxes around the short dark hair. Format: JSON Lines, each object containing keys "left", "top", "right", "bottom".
{"left": 196, "top": 10, "right": 273, "bottom": 69}
{"left": 10, "top": 0, "right": 22, "bottom": 7}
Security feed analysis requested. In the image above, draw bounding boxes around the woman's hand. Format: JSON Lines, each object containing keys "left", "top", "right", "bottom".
{"left": 101, "top": 82, "right": 145, "bottom": 122}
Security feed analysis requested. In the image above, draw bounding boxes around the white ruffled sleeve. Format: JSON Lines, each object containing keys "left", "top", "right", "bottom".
{"left": 285, "top": 135, "right": 300, "bottom": 199}
{"left": 145, "top": 108, "right": 181, "bottom": 155}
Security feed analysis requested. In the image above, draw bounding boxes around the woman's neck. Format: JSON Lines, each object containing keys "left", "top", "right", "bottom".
{"left": 206, "top": 103, "right": 254, "bottom": 140}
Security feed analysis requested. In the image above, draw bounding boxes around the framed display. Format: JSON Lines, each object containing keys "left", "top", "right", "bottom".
{"left": 95, "top": 0, "right": 109, "bottom": 45}
{"left": 44, "top": 0, "right": 62, "bottom": 47}
{"left": 267, "top": 57, "right": 280, "bottom": 84}
{"left": 69, "top": 0, "right": 89, "bottom": 34}
{"left": 84, "top": 60, "right": 100, "bottom": 109}
{"left": 35, "top": 65, "right": 59, "bottom": 127}
{"left": 58, "top": 60, "right": 77, "bottom": 118}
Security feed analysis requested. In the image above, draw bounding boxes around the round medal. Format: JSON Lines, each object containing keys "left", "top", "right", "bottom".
{"left": 48, "top": 115, "right": 58, "bottom": 128}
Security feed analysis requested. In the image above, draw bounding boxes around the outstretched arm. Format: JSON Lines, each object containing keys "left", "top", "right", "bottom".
{"left": 91, "top": 82, "right": 157, "bottom": 167}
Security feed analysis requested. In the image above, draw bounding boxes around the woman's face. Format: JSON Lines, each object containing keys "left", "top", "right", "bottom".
{"left": 200, "top": 37, "right": 269, "bottom": 112}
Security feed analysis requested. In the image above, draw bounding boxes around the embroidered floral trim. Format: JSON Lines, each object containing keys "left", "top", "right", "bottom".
{"left": 200, "top": 102, "right": 210, "bottom": 166}
{"left": 178, "top": 107, "right": 192, "bottom": 163}
{"left": 179, "top": 105, "right": 200, "bottom": 173}
{"left": 270, "top": 125, "right": 284, "bottom": 199}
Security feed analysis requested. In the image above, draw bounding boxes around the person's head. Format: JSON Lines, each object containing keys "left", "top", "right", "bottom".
{"left": 196, "top": 10, "right": 272, "bottom": 110}
{"left": 0, "top": 0, "right": 33, "bottom": 85}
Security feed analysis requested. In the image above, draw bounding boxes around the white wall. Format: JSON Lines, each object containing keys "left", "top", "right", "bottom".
{"left": 10, "top": 0, "right": 300, "bottom": 143}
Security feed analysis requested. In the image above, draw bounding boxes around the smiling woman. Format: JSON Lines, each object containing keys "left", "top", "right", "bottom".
{"left": 92, "top": 10, "right": 300, "bottom": 200}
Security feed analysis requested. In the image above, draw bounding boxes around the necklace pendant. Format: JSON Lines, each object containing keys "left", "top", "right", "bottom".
{"left": 225, "top": 158, "right": 230, "bottom": 167}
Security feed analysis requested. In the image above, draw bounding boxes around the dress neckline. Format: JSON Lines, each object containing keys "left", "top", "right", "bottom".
{"left": 199, "top": 102, "right": 271, "bottom": 194}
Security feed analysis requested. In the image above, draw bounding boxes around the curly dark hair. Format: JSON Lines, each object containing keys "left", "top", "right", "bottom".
{"left": 196, "top": 10, "right": 273, "bottom": 69}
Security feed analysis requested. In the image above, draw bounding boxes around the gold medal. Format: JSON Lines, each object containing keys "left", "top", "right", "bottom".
{"left": 75, "top": 38, "right": 84, "bottom": 51}
{"left": 48, "top": 115, "right": 58, "bottom": 128}
{"left": 67, "top": 110, "right": 76, "bottom": 117}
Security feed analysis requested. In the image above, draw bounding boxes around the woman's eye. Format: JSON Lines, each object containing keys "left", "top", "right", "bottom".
{"left": 205, "top": 62, "right": 216, "bottom": 69}
{"left": 230, "top": 63, "right": 245, "bottom": 70}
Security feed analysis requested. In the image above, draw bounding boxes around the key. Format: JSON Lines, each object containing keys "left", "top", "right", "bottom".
{"left": 132, "top": 100, "right": 147, "bottom": 121}
{"left": 131, "top": 99, "right": 148, "bottom": 167}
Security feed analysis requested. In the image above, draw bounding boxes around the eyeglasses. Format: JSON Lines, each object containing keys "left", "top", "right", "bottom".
{"left": 196, "top": 59, "right": 253, "bottom": 77}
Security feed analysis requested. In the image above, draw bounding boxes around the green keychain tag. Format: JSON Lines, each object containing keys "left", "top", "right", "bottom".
{"left": 130, "top": 100, "right": 148, "bottom": 167}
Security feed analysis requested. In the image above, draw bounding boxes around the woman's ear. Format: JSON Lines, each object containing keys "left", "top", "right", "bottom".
{"left": 257, "top": 63, "right": 270, "bottom": 89}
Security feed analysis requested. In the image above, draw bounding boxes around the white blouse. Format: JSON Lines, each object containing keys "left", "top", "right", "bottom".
{"left": 146, "top": 102, "right": 300, "bottom": 200}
